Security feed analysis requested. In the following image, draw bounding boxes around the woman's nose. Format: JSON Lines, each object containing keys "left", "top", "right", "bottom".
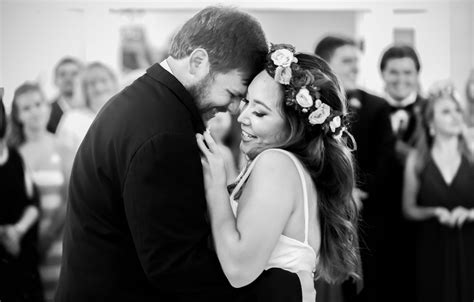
{"left": 237, "top": 109, "right": 249, "bottom": 125}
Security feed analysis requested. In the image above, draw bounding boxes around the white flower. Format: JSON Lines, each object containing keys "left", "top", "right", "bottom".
{"left": 274, "top": 66, "right": 292, "bottom": 85}
{"left": 308, "top": 103, "right": 330, "bottom": 125}
{"left": 271, "top": 49, "right": 297, "bottom": 68}
{"left": 329, "top": 116, "right": 341, "bottom": 133}
{"left": 295, "top": 87, "right": 313, "bottom": 108}
{"left": 314, "top": 99, "right": 322, "bottom": 108}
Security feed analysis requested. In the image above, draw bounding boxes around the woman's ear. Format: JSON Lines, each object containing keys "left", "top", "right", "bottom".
{"left": 188, "top": 48, "right": 210, "bottom": 79}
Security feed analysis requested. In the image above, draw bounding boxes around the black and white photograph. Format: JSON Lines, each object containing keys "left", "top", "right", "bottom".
{"left": 1, "top": 0, "right": 474, "bottom": 301}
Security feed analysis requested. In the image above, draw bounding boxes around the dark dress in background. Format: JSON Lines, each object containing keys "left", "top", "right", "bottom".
{"left": 415, "top": 155, "right": 474, "bottom": 302}
{"left": 0, "top": 148, "right": 43, "bottom": 302}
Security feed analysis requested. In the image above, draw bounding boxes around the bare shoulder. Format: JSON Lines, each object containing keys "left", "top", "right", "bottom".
{"left": 250, "top": 149, "right": 300, "bottom": 186}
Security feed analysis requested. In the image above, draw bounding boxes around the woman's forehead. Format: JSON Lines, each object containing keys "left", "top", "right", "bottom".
{"left": 248, "top": 71, "right": 282, "bottom": 108}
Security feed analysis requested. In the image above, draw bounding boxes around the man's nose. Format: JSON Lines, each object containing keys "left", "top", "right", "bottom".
{"left": 227, "top": 99, "right": 241, "bottom": 115}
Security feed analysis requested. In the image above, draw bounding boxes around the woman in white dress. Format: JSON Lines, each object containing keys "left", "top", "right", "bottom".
{"left": 197, "top": 44, "right": 360, "bottom": 301}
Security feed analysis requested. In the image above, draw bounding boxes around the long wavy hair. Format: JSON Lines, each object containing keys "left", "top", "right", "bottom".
{"left": 413, "top": 82, "right": 474, "bottom": 174}
{"left": 8, "top": 82, "right": 46, "bottom": 148}
{"left": 263, "top": 53, "right": 360, "bottom": 283}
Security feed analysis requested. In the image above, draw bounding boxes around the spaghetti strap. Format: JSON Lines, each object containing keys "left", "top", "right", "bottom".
{"left": 231, "top": 149, "right": 310, "bottom": 244}
{"left": 269, "top": 149, "right": 310, "bottom": 244}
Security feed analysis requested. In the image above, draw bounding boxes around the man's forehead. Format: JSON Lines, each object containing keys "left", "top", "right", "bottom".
{"left": 221, "top": 69, "right": 248, "bottom": 94}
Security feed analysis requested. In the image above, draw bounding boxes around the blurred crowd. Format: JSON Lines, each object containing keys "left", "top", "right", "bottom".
{"left": 1, "top": 33, "right": 474, "bottom": 302}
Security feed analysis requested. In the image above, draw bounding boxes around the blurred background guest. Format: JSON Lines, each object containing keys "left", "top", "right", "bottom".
{"left": 380, "top": 45, "right": 425, "bottom": 163}
{"left": 56, "top": 62, "right": 118, "bottom": 154}
{"left": 379, "top": 44, "right": 426, "bottom": 298}
{"left": 47, "top": 57, "right": 83, "bottom": 134}
{"left": 465, "top": 69, "right": 474, "bottom": 126}
{"left": 315, "top": 35, "right": 395, "bottom": 302}
{"left": 9, "top": 83, "right": 71, "bottom": 302}
{"left": 403, "top": 81, "right": 474, "bottom": 302}
{"left": 0, "top": 88, "right": 44, "bottom": 302}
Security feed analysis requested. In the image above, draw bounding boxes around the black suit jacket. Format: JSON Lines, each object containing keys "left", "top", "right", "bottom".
{"left": 347, "top": 89, "right": 395, "bottom": 208}
{"left": 55, "top": 64, "right": 301, "bottom": 302}
{"left": 47, "top": 98, "right": 64, "bottom": 134}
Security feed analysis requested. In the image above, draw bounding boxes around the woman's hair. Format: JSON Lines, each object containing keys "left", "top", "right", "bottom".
{"left": 8, "top": 82, "right": 46, "bottom": 147}
{"left": 413, "top": 81, "right": 473, "bottom": 174}
{"left": 465, "top": 69, "right": 474, "bottom": 105}
{"left": 269, "top": 52, "right": 360, "bottom": 283}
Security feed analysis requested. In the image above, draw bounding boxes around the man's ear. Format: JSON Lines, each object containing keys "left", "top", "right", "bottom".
{"left": 188, "top": 48, "right": 210, "bottom": 79}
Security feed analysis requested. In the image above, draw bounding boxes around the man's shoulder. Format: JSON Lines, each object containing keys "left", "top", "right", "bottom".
{"left": 358, "top": 89, "right": 387, "bottom": 107}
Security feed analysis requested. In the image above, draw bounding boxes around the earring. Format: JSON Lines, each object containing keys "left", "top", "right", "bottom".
{"left": 429, "top": 126, "right": 435, "bottom": 136}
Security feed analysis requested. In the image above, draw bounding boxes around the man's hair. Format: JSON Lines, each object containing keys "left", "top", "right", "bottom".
{"left": 0, "top": 88, "right": 6, "bottom": 139}
{"left": 314, "top": 35, "right": 357, "bottom": 62}
{"left": 169, "top": 6, "right": 268, "bottom": 81}
{"left": 379, "top": 45, "right": 421, "bottom": 73}
{"left": 54, "top": 56, "right": 82, "bottom": 78}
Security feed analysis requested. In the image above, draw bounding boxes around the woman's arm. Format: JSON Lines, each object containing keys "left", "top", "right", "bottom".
{"left": 198, "top": 133, "right": 297, "bottom": 288}
{"left": 402, "top": 151, "right": 447, "bottom": 221}
{"left": 2, "top": 205, "right": 39, "bottom": 256}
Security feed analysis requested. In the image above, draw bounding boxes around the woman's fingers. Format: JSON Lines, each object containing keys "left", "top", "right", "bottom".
{"left": 196, "top": 133, "right": 212, "bottom": 157}
{"left": 203, "top": 129, "right": 218, "bottom": 153}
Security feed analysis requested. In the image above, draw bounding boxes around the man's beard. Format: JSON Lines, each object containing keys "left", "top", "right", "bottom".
{"left": 188, "top": 74, "right": 218, "bottom": 121}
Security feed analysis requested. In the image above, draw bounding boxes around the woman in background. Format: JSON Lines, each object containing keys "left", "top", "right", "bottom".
{"left": 56, "top": 62, "right": 118, "bottom": 154}
{"left": 0, "top": 88, "right": 43, "bottom": 302}
{"left": 403, "top": 81, "right": 474, "bottom": 302}
{"left": 9, "top": 83, "right": 70, "bottom": 302}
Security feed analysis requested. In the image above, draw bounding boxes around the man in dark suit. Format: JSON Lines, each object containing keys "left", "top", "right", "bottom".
{"left": 56, "top": 7, "right": 302, "bottom": 302}
{"left": 47, "top": 57, "right": 82, "bottom": 133}
{"left": 315, "top": 35, "right": 396, "bottom": 302}
{"left": 379, "top": 44, "right": 426, "bottom": 302}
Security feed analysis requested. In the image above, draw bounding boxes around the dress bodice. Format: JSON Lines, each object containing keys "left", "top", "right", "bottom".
{"left": 229, "top": 149, "right": 319, "bottom": 275}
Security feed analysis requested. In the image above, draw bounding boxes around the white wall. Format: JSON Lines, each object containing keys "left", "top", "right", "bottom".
{"left": 1, "top": 0, "right": 473, "bottom": 109}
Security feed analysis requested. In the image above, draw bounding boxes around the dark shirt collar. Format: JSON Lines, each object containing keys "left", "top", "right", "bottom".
{"left": 146, "top": 63, "right": 205, "bottom": 133}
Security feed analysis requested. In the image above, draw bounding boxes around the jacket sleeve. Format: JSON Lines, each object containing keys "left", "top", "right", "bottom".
{"left": 122, "top": 132, "right": 231, "bottom": 294}
{"left": 372, "top": 102, "right": 397, "bottom": 197}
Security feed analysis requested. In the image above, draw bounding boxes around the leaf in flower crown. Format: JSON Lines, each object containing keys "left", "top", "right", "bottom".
{"left": 274, "top": 66, "right": 292, "bottom": 85}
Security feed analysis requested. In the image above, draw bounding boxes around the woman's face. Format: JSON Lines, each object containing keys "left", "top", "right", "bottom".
{"left": 431, "top": 97, "right": 464, "bottom": 138}
{"left": 16, "top": 90, "right": 50, "bottom": 132}
{"left": 237, "top": 71, "right": 288, "bottom": 157}
{"left": 84, "top": 66, "right": 117, "bottom": 113}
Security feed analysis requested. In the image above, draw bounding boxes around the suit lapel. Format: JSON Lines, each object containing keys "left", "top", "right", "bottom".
{"left": 146, "top": 63, "right": 205, "bottom": 133}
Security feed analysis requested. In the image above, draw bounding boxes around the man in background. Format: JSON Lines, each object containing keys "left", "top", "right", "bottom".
{"left": 315, "top": 35, "right": 395, "bottom": 302}
{"left": 47, "top": 57, "right": 82, "bottom": 133}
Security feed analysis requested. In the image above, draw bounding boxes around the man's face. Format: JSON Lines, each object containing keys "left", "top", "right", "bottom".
{"left": 55, "top": 62, "right": 81, "bottom": 98}
{"left": 382, "top": 57, "right": 419, "bottom": 101}
{"left": 328, "top": 45, "right": 360, "bottom": 91}
{"left": 190, "top": 69, "right": 247, "bottom": 122}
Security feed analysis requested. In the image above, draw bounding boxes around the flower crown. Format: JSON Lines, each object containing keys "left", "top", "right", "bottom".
{"left": 265, "top": 43, "right": 346, "bottom": 138}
